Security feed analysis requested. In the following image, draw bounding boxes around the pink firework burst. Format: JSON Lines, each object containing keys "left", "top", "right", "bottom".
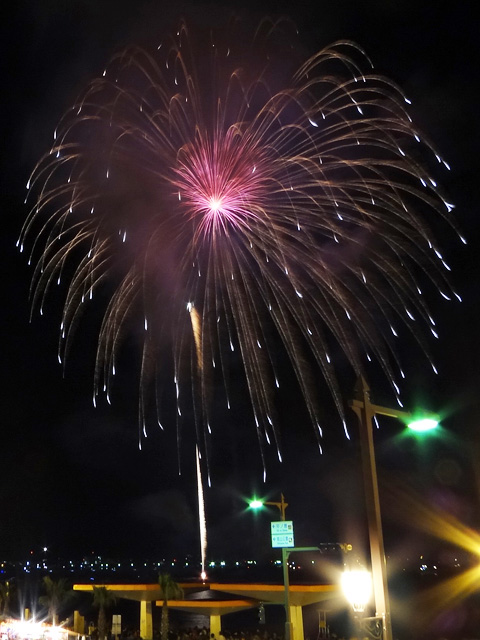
{"left": 20, "top": 18, "right": 462, "bottom": 475}
{"left": 174, "top": 129, "right": 265, "bottom": 238}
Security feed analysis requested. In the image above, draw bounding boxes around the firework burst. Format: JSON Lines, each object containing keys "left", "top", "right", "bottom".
{"left": 20, "top": 19, "right": 462, "bottom": 477}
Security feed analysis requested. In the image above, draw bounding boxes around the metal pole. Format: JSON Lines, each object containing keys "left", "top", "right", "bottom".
{"left": 282, "top": 547, "right": 293, "bottom": 640}
{"left": 273, "top": 495, "right": 293, "bottom": 640}
{"left": 262, "top": 494, "right": 293, "bottom": 640}
{"left": 350, "top": 376, "right": 393, "bottom": 640}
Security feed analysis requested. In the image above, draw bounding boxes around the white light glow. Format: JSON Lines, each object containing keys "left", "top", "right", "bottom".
{"left": 342, "top": 569, "right": 372, "bottom": 612}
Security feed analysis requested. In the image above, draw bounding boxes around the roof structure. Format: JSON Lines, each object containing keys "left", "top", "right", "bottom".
{"left": 73, "top": 581, "right": 340, "bottom": 609}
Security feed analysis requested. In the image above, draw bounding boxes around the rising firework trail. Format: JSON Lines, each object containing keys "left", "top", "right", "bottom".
{"left": 196, "top": 445, "right": 208, "bottom": 580}
{"left": 20, "top": 19, "right": 463, "bottom": 476}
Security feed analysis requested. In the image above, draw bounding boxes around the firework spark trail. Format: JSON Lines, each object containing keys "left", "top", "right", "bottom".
{"left": 196, "top": 446, "right": 207, "bottom": 580}
{"left": 20, "top": 19, "right": 463, "bottom": 476}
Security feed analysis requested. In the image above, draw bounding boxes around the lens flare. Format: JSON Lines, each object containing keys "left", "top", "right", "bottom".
{"left": 20, "top": 19, "right": 460, "bottom": 473}
{"left": 385, "top": 482, "right": 480, "bottom": 629}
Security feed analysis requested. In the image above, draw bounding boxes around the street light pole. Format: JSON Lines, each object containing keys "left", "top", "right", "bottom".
{"left": 249, "top": 494, "right": 292, "bottom": 640}
{"left": 282, "top": 547, "right": 292, "bottom": 640}
{"left": 350, "top": 377, "right": 413, "bottom": 640}
{"left": 267, "top": 494, "right": 292, "bottom": 640}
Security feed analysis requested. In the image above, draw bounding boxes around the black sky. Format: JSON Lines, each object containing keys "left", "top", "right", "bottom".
{"left": 1, "top": 0, "right": 479, "bottom": 564}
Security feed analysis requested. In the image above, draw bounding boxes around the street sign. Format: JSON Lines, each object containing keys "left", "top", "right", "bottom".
{"left": 271, "top": 520, "right": 294, "bottom": 547}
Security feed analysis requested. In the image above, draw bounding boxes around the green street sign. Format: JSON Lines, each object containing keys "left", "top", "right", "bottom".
{"left": 271, "top": 520, "right": 294, "bottom": 548}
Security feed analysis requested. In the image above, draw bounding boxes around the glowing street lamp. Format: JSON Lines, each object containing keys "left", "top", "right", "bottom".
{"left": 407, "top": 417, "right": 439, "bottom": 432}
{"left": 248, "top": 494, "right": 289, "bottom": 520}
{"left": 342, "top": 569, "right": 372, "bottom": 613}
{"left": 350, "top": 376, "right": 439, "bottom": 640}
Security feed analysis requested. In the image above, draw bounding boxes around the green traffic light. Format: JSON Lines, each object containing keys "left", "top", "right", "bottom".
{"left": 249, "top": 499, "right": 264, "bottom": 509}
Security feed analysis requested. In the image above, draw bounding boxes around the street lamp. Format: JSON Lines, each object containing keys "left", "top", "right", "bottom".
{"left": 342, "top": 568, "right": 378, "bottom": 640}
{"left": 350, "top": 376, "right": 439, "bottom": 640}
{"left": 248, "top": 493, "right": 289, "bottom": 520}
{"left": 407, "top": 417, "right": 439, "bottom": 432}
{"left": 342, "top": 569, "right": 372, "bottom": 613}
{"left": 248, "top": 494, "right": 292, "bottom": 640}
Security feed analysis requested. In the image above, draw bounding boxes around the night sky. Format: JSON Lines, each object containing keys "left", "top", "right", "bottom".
{"left": 2, "top": 0, "right": 479, "bottom": 568}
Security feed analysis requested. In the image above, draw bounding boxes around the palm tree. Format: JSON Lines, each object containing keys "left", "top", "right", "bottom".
{"left": 92, "top": 586, "right": 116, "bottom": 640}
{"left": 38, "top": 577, "right": 73, "bottom": 625}
{"left": 158, "top": 574, "right": 183, "bottom": 640}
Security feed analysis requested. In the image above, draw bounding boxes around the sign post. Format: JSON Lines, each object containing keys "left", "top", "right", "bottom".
{"left": 270, "top": 521, "right": 295, "bottom": 640}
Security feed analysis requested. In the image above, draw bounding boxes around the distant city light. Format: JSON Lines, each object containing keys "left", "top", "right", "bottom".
{"left": 0, "top": 550, "right": 458, "bottom": 585}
